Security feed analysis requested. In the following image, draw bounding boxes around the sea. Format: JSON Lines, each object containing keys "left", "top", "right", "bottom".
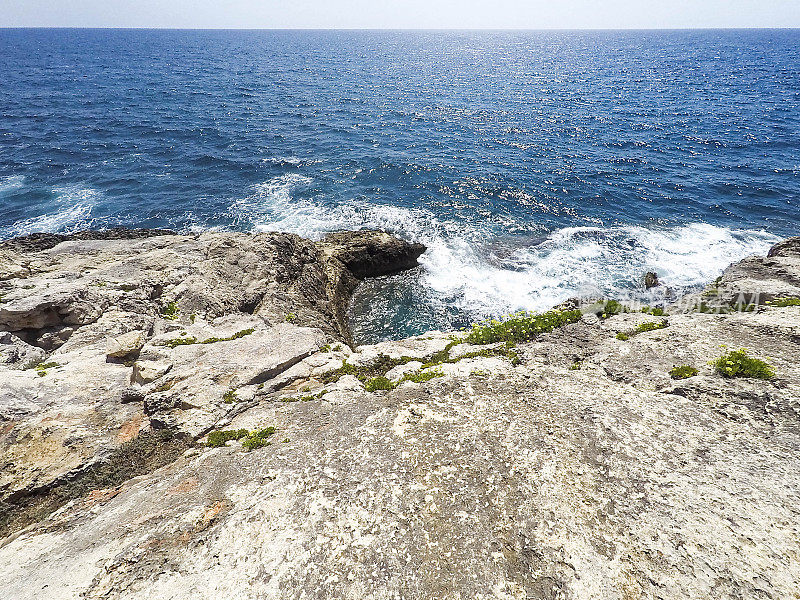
{"left": 1, "top": 29, "right": 798, "bottom": 343}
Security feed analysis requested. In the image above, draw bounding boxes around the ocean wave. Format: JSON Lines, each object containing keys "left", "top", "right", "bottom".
{"left": 3, "top": 186, "right": 101, "bottom": 239}
{"left": 231, "top": 176, "right": 780, "bottom": 328}
{"left": 0, "top": 175, "right": 26, "bottom": 195}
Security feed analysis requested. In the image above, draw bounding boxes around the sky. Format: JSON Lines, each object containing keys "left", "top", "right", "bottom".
{"left": 2, "top": 0, "right": 800, "bottom": 29}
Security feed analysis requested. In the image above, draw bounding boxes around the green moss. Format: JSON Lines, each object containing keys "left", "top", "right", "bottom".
{"left": 206, "top": 427, "right": 276, "bottom": 450}
{"left": 161, "top": 301, "right": 179, "bottom": 320}
{"left": 398, "top": 368, "right": 444, "bottom": 385}
{"left": 242, "top": 427, "right": 277, "bottom": 451}
{"left": 633, "top": 319, "right": 668, "bottom": 334}
{"left": 32, "top": 361, "right": 59, "bottom": 377}
{"left": 670, "top": 365, "right": 699, "bottom": 380}
{"left": 222, "top": 389, "right": 239, "bottom": 404}
{"left": 365, "top": 376, "right": 394, "bottom": 392}
{"left": 206, "top": 429, "right": 249, "bottom": 447}
{"left": 765, "top": 297, "right": 800, "bottom": 307}
{"left": 712, "top": 349, "right": 775, "bottom": 380}
{"left": 162, "top": 328, "right": 255, "bottom": 349}
{"left": 464, "top": 309, "right": 583, "bottom": 345}
{"left": 285, "top": 312, "right": 297, "bottom": 323}
{"left": 616, "top": 319, "right": 668, "bottom": 341}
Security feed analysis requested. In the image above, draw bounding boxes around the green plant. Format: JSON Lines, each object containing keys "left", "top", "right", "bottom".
{"left": 285, "top": 312, "right": 297, "bottom": 323}
{"left": 365, "top": 376, "right": 394, "bottom": 392}
{"left": 241, "top": 427, "right": 277, "bottom": 451}
{"left": 670, "top": 365, "right": 698, "bottom": 380}
{"left": 319, "top": 344, "right": 332, "bottom": 353}
{"left": 33, "top": 361, "right": 59, "bottom": 377}
{"left": 765, "top": 297, "right": 800, "bottom": 308}
{"left": 398, "top": 369, "right": 444, "bottom": 385}
{"left": 161, "top": 328, "right": 255, "bottom": 349}
{"left": 633, "top": 319, "right": 668, "bottom": 334}
{"left": 223, "top": 389, "right": 239, "bottom": 404}
{"left": 597, "top": 301, "right": 628, "bottom": 320}
{"left": 616, "top": 332, "right": 630, "bottom": 341}
{"left": 650, "top": 307, "right": 665, "bottom": 316}
{"left": 161, "top": 301, "right": 179, "bottom": 320}
{"left": 464, "top": 309, "right": 583, "bottom": 345}
{"left": 711, "top": 349, "right": 775, "bottom": 380}
{"left": 206, "top": 429, "right": 249, "bottom": 447}
{"left": 206, "top": 426, "right": 276, "bottom": 450}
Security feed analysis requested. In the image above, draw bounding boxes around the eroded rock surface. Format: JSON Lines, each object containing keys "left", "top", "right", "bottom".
{"left": 1, "top": 231, "right": 799, "bottom": 599}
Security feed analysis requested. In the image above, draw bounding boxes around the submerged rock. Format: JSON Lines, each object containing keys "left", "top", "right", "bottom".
{"left": 643, "top": 271, "right": 659, "bottom": 288}
{"left": 0, "top": 229, "right": 799, "bottom": 599}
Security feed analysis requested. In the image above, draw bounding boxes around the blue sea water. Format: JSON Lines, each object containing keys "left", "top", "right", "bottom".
{"left": 1, "top": 29, "right": 799, "bottom": 342}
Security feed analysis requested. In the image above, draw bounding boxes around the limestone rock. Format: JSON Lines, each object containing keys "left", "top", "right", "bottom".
{"left": 131, "top": 360, "right": 172, "bottom": 384}
{"left": 106, "top": 330, "right": 147, "bottom": 359}
{"left": 1, "top": 229, "right": 799, "bottom": 599}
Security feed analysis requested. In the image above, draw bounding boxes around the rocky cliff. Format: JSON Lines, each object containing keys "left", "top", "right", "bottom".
{"left": 0, "top": 230, "right": 798, "bottom": 600}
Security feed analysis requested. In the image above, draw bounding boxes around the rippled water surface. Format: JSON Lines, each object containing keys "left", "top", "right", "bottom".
{"left": 1, "top": 29, "right": 799, "bottom": 341}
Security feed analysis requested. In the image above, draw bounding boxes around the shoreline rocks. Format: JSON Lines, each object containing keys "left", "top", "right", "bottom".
{"left": 0, "top": 229, "right": 799, "bottom": 599}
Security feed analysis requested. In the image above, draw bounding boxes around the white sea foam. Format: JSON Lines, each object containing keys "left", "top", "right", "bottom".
{"left": 4, "top": 186, "right": 101, "bottom": 239}
{"left": 233, "top": 176, "right": 781, "bottom": 323}
{"left": 0, "top": 175, "right": 26, "bottom": 195}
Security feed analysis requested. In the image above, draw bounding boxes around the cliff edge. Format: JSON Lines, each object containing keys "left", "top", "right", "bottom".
{"left": 0, "top": 231, "right": 798, "bottom": 599}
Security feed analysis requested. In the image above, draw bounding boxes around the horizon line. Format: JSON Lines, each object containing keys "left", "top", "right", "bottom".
{"left": 2, "top": 26, "right": 800, "bottom": 31}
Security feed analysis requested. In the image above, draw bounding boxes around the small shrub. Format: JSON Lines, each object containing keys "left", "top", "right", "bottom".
{"left": 223, "top": 389, "right": 238, "bottom": 404}
{"left": 365, "top": 376, "right": 394, "bottom": 392}
{"left": 670, "top": 365, "right": 698, "bottom": 380}
{"left": 161, "top": 301, "right": 179, "bottom": 320}
{"left": 33, "top": 361, "right": 59, "bottom": 377}
{"left": 162, "top": 328, "right": 255, "bottom": 349}
{"left": 319, "top": 344, "right": 332, "bottom": 353}
{"left": 206, "top": 427, "right": 276, "bottom": 450}
{"left": 597, "top": 300, "right": 628, "bottom": 320}
{"left": 285, "top": 312, "right": 297, "bottom": 323}
{"left": 765, "top": 297, "right": 800, "bottom": 308}
{"left": 616, "top": 332, "right": 630, "bottom": 341}
{"left": 650, "top": 307, "right": 666, "bottom": 316}
{"left": 206, "top": 429, "right": 249, "bottom": 447}
{"left": 399, "top": 369, "right": 444, "bottom": 385}
{"left": 712, "top": 349, "right": 775, "bottom": 380}
{"left": 242, "top": 427, "right": 277, "bottom": 451}
{"left": 464, "top": 309, "right": 583, "bottom": 345}
{"left": 633, "top": 319, "right": 668, "bottom": 334}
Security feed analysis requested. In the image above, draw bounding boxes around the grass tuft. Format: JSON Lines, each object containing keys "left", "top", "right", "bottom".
{"left": 241, "top": 427, "right": 277, "bottom": 451}
{"left": 670, "top": 365, "right": 698, "bottom": 380}
{"left": 712, "top": 349, "right": 775, "bottom": 380}
{"left": 364, "top": 376, "right": 394, "bottom": 392}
